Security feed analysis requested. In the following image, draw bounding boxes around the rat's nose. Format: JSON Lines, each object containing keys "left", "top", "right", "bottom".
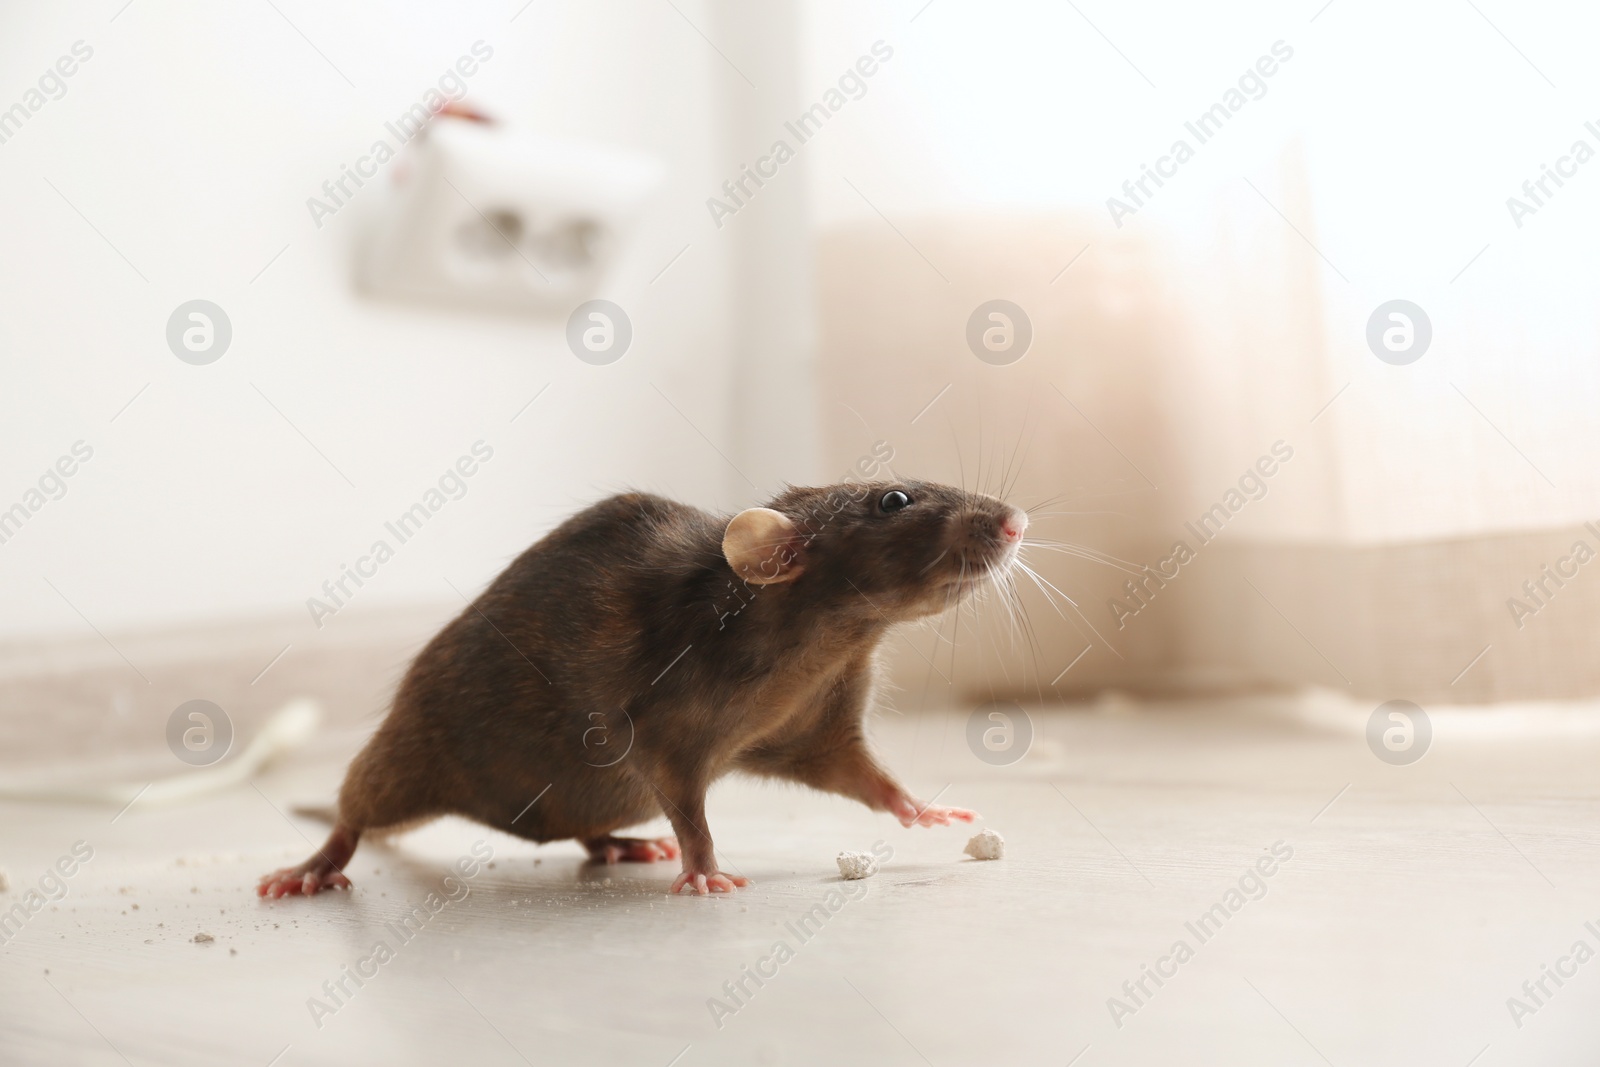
{"left": 999, "top": 509, "right": 1027, "bottom": 543}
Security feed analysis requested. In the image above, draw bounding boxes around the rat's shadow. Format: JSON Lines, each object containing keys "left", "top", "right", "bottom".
{"left": 341, "top": 836, "right": 979, "bottom": 923}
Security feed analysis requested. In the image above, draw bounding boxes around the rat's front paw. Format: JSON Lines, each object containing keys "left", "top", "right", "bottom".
{"left": 892, "top": 794, "right": 980, "bottom": 828}
{"left": 670, "top": 868, "right": 751, "bottom": 895}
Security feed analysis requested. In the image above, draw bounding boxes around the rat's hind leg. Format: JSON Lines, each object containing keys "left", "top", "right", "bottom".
{"left": 257, "top": 824, "right": 359, "bottom": 899}
{"left": 257, "top": 729, "right": 445, "bottom": 899}
{"left": 582, "top": 835, "right": 680, "bottom": 864}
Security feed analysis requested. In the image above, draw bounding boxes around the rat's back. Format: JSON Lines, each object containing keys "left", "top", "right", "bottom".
{"left": 475, "top": 491, "right": 726, "bottom": 679}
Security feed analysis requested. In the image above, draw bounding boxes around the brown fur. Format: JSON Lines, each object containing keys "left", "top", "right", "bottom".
{"left": 260, "top": 479, "right": 1022, "bottom": 896}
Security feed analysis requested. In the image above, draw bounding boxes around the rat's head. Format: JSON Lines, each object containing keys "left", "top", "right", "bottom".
{"left": 720, "top": 480, "right": 1027, "bottom": 622}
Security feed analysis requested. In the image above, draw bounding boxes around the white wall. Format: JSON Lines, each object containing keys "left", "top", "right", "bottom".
{"left": 0, "top": 0, "right": 801, "bottom": 641}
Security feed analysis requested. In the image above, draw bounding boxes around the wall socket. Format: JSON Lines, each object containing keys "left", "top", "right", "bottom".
{"left": 357, "top": 118, "right": 660, "bottom": 314}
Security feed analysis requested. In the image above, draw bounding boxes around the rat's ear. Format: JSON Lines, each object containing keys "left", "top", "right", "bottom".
{"left": 722, "top": 508, "right": 806, "bottom": 585}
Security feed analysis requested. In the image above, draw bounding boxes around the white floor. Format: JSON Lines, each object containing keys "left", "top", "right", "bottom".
{"left": 4, "top": 696, "right": 1600, "bottom": 1066}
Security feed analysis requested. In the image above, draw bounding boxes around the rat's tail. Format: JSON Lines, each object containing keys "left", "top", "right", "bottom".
{"left": 290, "top": 802, "right": 338, "bottom": 823}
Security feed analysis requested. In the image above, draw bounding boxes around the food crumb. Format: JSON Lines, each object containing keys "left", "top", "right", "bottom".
{"left": 964, "top": 828, "right": 1005, "bottom": 861}
{"left": 192, "top": 932, "right": 214, "bottom": 944}
{"left": 836, "top": 851, "right": 878, "bottom": 880}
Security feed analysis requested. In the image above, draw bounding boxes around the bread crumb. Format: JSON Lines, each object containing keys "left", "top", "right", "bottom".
{"left": 964, "top": 829, "right": 1005, "bottom": 861}
{"left": 836, "top": 851, "right": 878, "bottom": 880}
{"left": 192, "top": 932, "right": 214, "bottom": 944}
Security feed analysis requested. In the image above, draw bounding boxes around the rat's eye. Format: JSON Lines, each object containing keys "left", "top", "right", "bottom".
{"left": 879, "top": 490, "right": 912, "bottom": 513}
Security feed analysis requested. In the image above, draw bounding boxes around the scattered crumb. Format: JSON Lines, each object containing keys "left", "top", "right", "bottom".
{"left": 836, "top": 851, "right": 878, "bottom": 880}
{"left": 964, "top": 829, "right": 1005, "bottom": 861}
{"left": 229, "top": 948, "right": 237, "bottom": 956}
{"left": 192, "top": 933, "right": 214, "bottom": 944}
{"left": 131, "top": 904, "right": 139, "bottom": 910}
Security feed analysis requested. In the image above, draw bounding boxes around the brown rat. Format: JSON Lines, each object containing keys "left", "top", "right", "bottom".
{"left": 258, "top": 469, "right": 1027, "bottom": 897}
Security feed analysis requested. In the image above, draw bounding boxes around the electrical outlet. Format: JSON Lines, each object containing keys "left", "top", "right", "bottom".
{"left": 357, "top": 118, "right": 660, "bottom": 314}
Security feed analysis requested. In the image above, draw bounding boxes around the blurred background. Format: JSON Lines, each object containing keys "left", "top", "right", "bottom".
{"left": 5, "top": 0, "right": 1598, "bottom": 718}
{"left": 5, "top": 1, "right": 1600, "bottom": 1064}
